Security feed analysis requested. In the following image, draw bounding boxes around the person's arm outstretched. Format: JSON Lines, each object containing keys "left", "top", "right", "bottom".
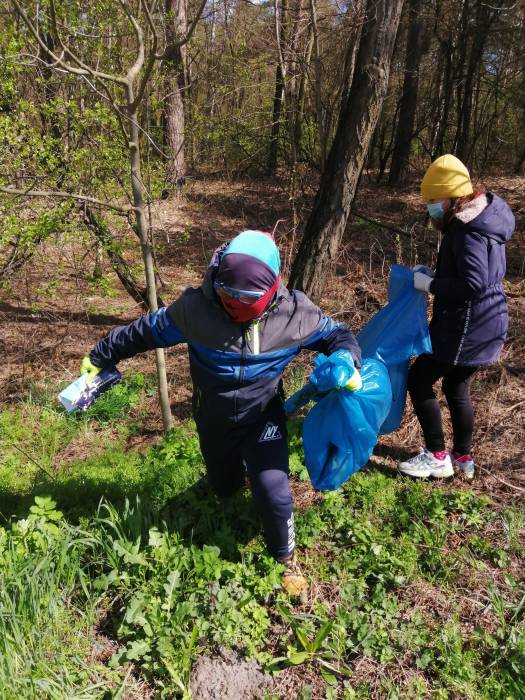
{"left": 88, "top": 304, "right": 185, "bottom": 369}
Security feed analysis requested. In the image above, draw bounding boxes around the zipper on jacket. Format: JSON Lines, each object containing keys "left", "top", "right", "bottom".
{"left": 235, "top": 325, "right": 248, "bottom": 422}
{"left": 252, "top": 320, "right": 260, "bottom": 355}
{"left": 240, "top": 326, "right": 248, "bottom": 380}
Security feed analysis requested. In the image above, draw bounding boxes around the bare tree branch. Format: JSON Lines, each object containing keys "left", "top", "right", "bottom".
{"left": 0, "top": 186, "right": 132, "bottom": 214}
{"left": 10, "top": 0, "right": 128, "bottom": 86}
{"left": 130, "top": 1, "right": 160, "bottom": 111}
{"left": 118, "top": 0, "right": 145, "bottom": 85}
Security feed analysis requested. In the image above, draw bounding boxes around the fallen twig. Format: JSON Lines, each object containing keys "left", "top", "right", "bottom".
{"left": 11, "top": 443, "right": 56, "bottom": 481}
{"left": 479, "top": 465, "right": 525, "bottom": 494}
{"left": 352, "top": 210, "right": 413, "bottom": 237}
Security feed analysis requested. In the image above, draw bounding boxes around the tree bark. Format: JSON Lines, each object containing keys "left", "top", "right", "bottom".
{"left": 431, "top": 34, "right": 454, "bottom": 159}
{"left": 267, "top": 63, "right": 284, "bottom": 175}
{"left": 309, "top": 0, "right": 326, "bottom": 169}
{"left": 83, "top": 206, "right": 166, "bottom": 309}
{"left": 388, "top": 0, "right": 427, "bottom": 184}
{"left": 456, "top": 0, "right": 497, "bottom": 164}
{"left": 289, "top": 0, "right": 404, "bottom": 302}
{"left": 164, "top": 0, "right": 188, "bottom": 187}
{"left": 128, "top": 92, "right": 173, "bottom": 432}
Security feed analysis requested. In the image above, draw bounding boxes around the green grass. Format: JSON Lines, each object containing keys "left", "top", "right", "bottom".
{"left": 0, "top": 374, "right": 524, "bottom": 699}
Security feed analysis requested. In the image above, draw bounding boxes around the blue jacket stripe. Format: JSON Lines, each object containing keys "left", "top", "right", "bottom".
{"left": 301, "top": 318, "right": 362, "bottom": 367}
{"left": 188, "top": 340, "right": 298, "bottom": 384}
{"left": 301, "top": 317, "right": 336, "bottom": 349}
{"left": 150, "top": 308, "right": 185, "bottom": 347}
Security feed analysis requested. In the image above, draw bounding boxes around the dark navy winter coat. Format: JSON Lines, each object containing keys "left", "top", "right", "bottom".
{"left": 429, "top": 193, "right": 515, "bottom": 366}
{"left": 89, "top": 246, "right": 361, "bottom": 427}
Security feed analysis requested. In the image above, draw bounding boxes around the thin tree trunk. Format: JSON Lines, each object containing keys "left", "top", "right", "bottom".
{"left": 309, "top": 0, "right": 326, "bottom": 169}
{"left": 514, "top": 81, "right": 525, "bottom": 173}
{"left": 289, "top": 0, "right": 404, "bottom": 302}
{"left": 293, "top": 27, "right": 313, "bottom": 160}
{"left": 39, "top": 31, "right": 67, "bottom": 188}
{"left": 388, "top": 0, "right": 427, "bottom": 184}
{"left": 432, "top": 34, "right": 454, "bottom": 158}
{"left": 515, "top": 145, "right": 525, "bottom": 173}
{"left": 164, "top": 0, "right": 187, "bottom": 187}
{"left": 128, "top": 93, "right": 173, "bottom": 432}
{"left": 267, "top": 63, "right": 284, "bottom": 174}
{"left": 452, "top": 0, "right": 470, "bottom": 154}
{"left": 456, "top": 1, "right": 498, "bottom": 165}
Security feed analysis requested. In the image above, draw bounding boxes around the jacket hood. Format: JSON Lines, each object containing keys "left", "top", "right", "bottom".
{"left": 458, "top": 193, "right": 515, "bottom": 243}
{"left": 201, "top": 244, "right": 288, "bottom": 315}
{"left": 201, "top": 243, "right": 226, "bottom": 302}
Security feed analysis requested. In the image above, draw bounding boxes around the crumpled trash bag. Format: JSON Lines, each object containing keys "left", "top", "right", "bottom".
{"left": 358, "top": 264, "right": 432, "bottom": 433}
{"left": 291, "top": 264, "right": 431, "bottom": 491}
{"left": 302, "top": 358, "right": 392, "bottom": 491}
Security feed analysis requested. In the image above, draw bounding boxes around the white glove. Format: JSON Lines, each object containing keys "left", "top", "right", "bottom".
{"left": 414, "top": 271, "right": 434, "bottom": 293}
{"left": 413, "top": 264, "right": 435, "bottom": 277}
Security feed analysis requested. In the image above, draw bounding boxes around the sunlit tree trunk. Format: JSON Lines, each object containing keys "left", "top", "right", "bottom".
{"left": 164, "top": 0, "right": 188, "bottom": 187}
{"left": 128, "top": 91, "right": 173, "bottom": 431}
{"left": 289, "top": 0, "right": 404, "bottom": 302}
{"left": 389, "top": 0, "right": 428, "bottom": 184}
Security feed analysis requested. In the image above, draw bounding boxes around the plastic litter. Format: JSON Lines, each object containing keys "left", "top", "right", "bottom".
{"left": 286, "top": 264, "right": 431, "bottom": 491}
{"left": 302, "top": 358, "right": 391, "bottom": 490}
{"left": 358, "top": 264, "right": 432, "bottom": 433}
{"left": 58, "top": 367, "right": 121, "bottom": 412}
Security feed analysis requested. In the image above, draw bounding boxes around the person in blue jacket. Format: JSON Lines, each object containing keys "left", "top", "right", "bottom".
{"left": 399, "top": 155, "right": 515, "bottom": 480}
{"left": 81, "top": 230, "right": 362, "bottom": 595}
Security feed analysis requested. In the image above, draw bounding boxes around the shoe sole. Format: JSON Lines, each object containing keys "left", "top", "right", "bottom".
{"left": 399, "top": 465, "right": 454, "bottom": 479}
{"left": 455, "top": 468, "right": 475, "bottom": 480}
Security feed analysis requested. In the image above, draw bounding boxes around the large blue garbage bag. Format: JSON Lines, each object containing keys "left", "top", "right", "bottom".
{"left": 358, "top": 264, "right": 432, "bottom": 433}
{"left": 302, "top": 358, "right": 392, "bottom": 491}
{"left": 293, "top": 264, "right": 431, "bottom": 491}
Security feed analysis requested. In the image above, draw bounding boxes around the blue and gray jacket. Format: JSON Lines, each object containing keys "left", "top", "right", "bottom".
{"left": 90, "top": 247, "right": 361, "bottom": 427}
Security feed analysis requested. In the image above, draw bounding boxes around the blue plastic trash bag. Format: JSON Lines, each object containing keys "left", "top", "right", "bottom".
{"left": 287, "top": 264, "right": 430, "bottom": 490}
{"left": 358, "top": 264, "right": 432, "bottom": 433}
{"left": 310, "top": 349, "right": 355, "bottom": 392}
{"left": 302, "top": 358, "right": 391, "bottom": 490}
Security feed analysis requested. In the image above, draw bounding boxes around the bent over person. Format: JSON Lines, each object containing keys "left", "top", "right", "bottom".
{"left": 81, "top": 230, "right": 362, "bottom": 595}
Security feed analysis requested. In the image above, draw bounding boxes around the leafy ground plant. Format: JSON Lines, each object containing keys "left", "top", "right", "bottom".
{"left": 0, "top": 378, "right": 523, "bottom": 698}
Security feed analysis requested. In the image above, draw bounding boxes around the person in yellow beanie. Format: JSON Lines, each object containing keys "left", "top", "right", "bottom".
{"left": 420, "top": 154, "right": 474, "bottom": 202}
{"left": 399, "top": 154, "right": 515, "bottom": 480}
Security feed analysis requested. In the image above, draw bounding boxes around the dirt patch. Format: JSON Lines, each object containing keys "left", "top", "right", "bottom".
{"left": 291, "top": 477, "right": 325, "bottom": 510}
{"left": 272, "top": 663, "right": 326, "bottom": 700}
{"left": 1, "top": 173, "right": 524, "bottom": 497}
{"left": 190, "top": 648, "right": 272, "bottom": 700}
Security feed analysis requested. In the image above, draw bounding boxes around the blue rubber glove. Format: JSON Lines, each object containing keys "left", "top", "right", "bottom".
{"left": 310, "top": 349, "right": 361, "bottom": 393}
{"left": 284, "top": 382, "right": 321, "bottom": 415}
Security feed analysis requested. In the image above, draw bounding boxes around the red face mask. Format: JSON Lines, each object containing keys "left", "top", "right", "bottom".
{"left": 219, "top": 276, "right": 280, "bottom": 322}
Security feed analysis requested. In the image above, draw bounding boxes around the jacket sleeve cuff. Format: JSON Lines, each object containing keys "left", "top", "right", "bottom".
{"left": 89, "top": 351, "right": 106, "bottom": 368}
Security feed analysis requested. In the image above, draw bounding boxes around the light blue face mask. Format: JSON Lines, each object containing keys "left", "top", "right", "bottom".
{"left": 427, "top": 201, "right": 446, "bottom": 220}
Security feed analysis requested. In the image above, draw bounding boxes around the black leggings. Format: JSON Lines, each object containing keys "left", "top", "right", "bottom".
{"left": 407, "top": 354, "right": 478, "bottom": 454}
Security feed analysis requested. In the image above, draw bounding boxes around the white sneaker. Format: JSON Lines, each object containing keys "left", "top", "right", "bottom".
{"left": 452, "top": 454, "right": 475, "bottom": 480}
{"left": 398, "top": 448, "right": 454, "bottom": 479}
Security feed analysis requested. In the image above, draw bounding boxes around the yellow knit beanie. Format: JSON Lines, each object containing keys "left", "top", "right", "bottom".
{"left": 420, "top": 154, "right": 473, "bottom": 200}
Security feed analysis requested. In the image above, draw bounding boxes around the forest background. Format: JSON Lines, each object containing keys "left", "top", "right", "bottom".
{"left": 0, "top": 0, "right": 524, "bottom": 698}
